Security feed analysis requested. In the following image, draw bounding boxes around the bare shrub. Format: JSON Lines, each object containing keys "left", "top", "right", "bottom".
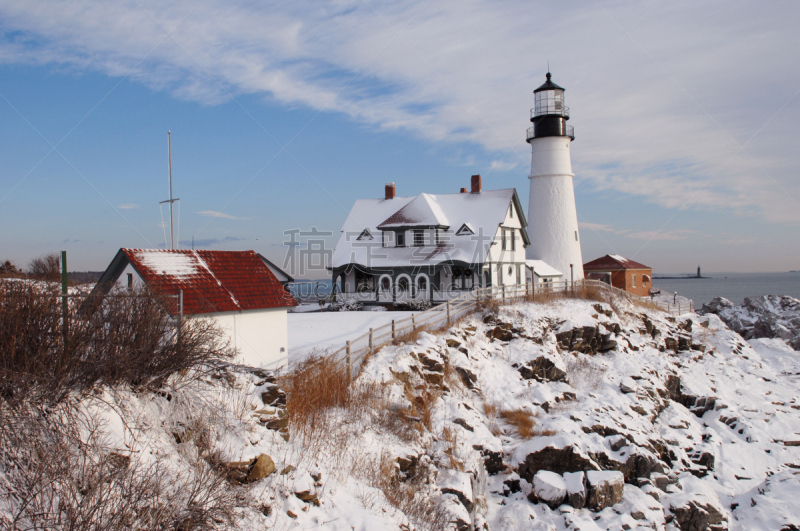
{"left": 393, "top": 324, "right": 431, "bottom": 345}
{"left": 0, "top": 282, "right": 234, "bottom": 405}
{"left": 498, "top": 408, "right": 538, "bottom": 438}
{"left": 366, "top": 451, "right": 451, "bottom": 531}
{"left": 27, "top": 253, "right": 61, "bottom": 281}
{"left": 566, "top": 355, "right": 606, "bottom": 391}
{"left": 279, "top": 354, "right": 352, "bottom": 440}
{"left": 0, "top": 400, "right": 247, "bottom": 530}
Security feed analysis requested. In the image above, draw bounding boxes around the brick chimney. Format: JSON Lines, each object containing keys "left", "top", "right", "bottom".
{"left": 460, "top": 187, "right": 468, "bottom": 193}
{"left": 385, "top": 182, "right": 395, "bottom": 199}
{"left": 471, "top": 174, "right": 482, "bottom": 193}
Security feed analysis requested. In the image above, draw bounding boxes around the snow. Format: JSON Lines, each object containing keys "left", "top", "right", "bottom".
{"left": 288, "top": 310, "right": 414, "bottom": 360}
{"left": 533, "top": 471, "right": 567, "bottom": 504}
{"left": 378, "top": 193, "right": 450, "bottom": 228}
{"left": 135, "top": 250, "right": 200, "bottom": 278}
{"left": 526, "top": 259, "right": 562, "bottom": 278}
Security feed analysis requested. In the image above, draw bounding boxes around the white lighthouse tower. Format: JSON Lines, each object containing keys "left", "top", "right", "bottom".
{"left": 526, "top": 72, "right": 584, "bottom": 282}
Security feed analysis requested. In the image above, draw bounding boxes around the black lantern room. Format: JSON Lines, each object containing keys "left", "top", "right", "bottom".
{"left": 526, "top": 72, "right": 574, "bottom": 143}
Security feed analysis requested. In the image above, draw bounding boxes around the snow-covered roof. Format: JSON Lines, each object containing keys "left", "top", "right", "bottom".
{"left": 584, "top": 254, "right": 651, "bottom": 271}
{"left": 93, "top": 249, "right": 297, "bottom": 315}
{"left": 332, "top": 189, "right": 528, "bottom": 269}
{"left": 378, "top": 193, "right": 450, "bottom": 228}
{"left": 526, "top": 259, "right": 562, "bottom": 278}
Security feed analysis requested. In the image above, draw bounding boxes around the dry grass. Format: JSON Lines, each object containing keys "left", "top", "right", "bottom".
{"left": 393, "top": 324, "right": 431, "bottom": 345}
{"left": 566, "top": 355, "right": 606, "bottom": 391}
{"left": 498, "top": 408, "right": 538, "bottom": 438}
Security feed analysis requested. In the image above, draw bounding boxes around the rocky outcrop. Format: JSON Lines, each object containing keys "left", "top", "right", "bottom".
{"left": 517, "top": 354, "right": 567, "bottom": 383}
{"left": 517, "top": 444, "right": 600, "bottom": 480}
{"left": 556, "top": 325, "right": 618, "bottom": 354}
{"left": 703, "top": 295, "right": 800, "bottom": 350}
{"left": 586, "top": 471, "right": 624, "bottom": 511}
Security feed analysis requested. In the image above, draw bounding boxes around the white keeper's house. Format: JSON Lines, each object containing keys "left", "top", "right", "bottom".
{"left": 92, "top": 248, "right": 297, "bottom": 369}
{"left": 331, "top": 175, "right": 535, "bottom": 306}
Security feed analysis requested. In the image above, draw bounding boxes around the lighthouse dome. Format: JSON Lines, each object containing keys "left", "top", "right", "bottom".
{"left": 533, "top": 72, "right": 564, "bottom": 93}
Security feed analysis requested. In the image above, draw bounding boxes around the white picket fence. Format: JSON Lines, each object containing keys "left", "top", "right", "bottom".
{"left": 326, "top": 279, "right": 693, "bottom": 378}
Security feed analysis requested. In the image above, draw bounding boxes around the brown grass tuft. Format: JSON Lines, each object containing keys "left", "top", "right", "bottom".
{"left": 498, "top": 408, "right": 538, "bottom": 438}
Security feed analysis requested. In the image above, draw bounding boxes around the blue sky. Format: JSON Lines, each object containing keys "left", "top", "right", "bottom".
{"left": 0, "top": 0, "right": 798, "bottom": 277}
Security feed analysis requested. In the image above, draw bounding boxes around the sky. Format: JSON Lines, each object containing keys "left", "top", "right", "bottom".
{"left": 0, "top": 0, "right": 798, "bottom": 278}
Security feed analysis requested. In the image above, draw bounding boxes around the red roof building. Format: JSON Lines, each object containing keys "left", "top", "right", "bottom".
{"left": 583, "top": 254, "right": 653, "bottom": 297}
{"left": 93, "top": 249, "right": 297, "bottom": 369}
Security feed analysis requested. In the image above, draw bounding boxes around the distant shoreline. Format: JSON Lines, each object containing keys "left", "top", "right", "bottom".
{"left": 652, "top": 276, "right": 711, "bottom": 280}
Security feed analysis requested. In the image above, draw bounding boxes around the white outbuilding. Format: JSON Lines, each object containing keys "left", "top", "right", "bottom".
{"left": 93, "top": 248, "right": 297, "bottom": 369}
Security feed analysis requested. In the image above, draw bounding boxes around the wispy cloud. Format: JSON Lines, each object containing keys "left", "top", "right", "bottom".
{"left": 197, "top": 210, "right": 251, "bottom": 220}
{"left": 117, "top": 203, "right": 138, "bottom": 210}
{"left": 579, "top": 222, "right": 696, "bottom": 241}
{"left": 489, "top": 159, "right": 518, "bottom": 171}
{"left": 1, "top": 1, "right": 798, "bottom": 222}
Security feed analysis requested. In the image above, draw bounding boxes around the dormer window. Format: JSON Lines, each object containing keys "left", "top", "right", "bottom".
{"left": 456, "top": 223, "right": 474, "bottom": 236}
{"left": 413, "top": 229, "right": 424, "bottom": 246}
{"left": 357, "top": 228, "right": 373, "bottom": 241}
{"left": 396, "top": 232, "right": 405, "bottom": 247}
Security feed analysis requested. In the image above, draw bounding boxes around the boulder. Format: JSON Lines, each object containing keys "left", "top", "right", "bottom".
{"left": 438, "top": 468, "right": 474, "bottom": 512}
{"left": 585, "top": 470, "right": 624, "bottom": 511}
{"left": 532, "top": 471, "right": 567, "bottom": 509}
{"left": 455, "top": 367, "right": 478, "bottom": 389}
{"left": 670, "top": 499, "right": 727, "bottom": 531}
{"left": 620, "top": 377, "right": 638, "bottom": 394}
{"left": 517, "top": 444, "right": 599, "bottom": 481}
{"left": 563, "top": 471, "right": 586, "bottom": 509}
{"left": 701, "top": 297, "right": 734, "bottom": 315}
{"left": 481, "top": 448, "right": 505, "bottom": 475}
{"left": 518, "top": 355, "right": 567, "bottom": 383}
{"left": 248, "top": 454, "right": 276, "bottom": 482}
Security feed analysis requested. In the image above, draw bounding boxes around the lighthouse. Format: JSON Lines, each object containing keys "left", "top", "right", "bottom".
{"left": 525, "top": 72, "right": 584, "bottom": 282}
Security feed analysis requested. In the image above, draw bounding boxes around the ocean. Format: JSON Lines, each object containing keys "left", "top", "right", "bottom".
{"left": 651, "top": 272, "right": 800, "bottom": 307}
{"left": 292, "top": 273, "right": 800, "bottom": 308}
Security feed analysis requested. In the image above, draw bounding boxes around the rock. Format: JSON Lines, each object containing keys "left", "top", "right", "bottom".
{"left": 446, "top": 338, "right": 462, "bottom": 348}
{"left": 532, "top": 471, "right": 567, "bottom": 509}
{"left": 517, "top": 444, "right": 600, "bottom": 481}
{"left": 620, "top": 377, "right": 638, "bottom": 394}
{"left": 652, "top": 473, "right": 669, "bottom": 492}
{"left": 422, "top": 371, "right": 444, "bottom": 386}
{"left": 453, "top": 418, "right": 474, "bottom": 432}
{"left": 281, "top": 465, "right": 295, "bottom": 475}
{"left": 482, "top": 448, "right": 505, "bottom": 475}
{"left": 248, "top": 454, "right": 276, "bottom": 482}
{"left": 266, "top": 416, "right": 289, "bottom": 430}
{"left": 608, "top": 435, "right": 628, "bottom": 452}
{"left": 503, "top": 476, "right": 521, "bottom": 495}
{"left": 701, "top": 297, "right": 734, "bottom": 315}
{"left": 438, "top": 469, "right": 474, "bottom": 512}
{"left": 455, "top": 367, "right": 478, "bottom": 389}
{"left": 420, "top": 353, "right": 444, "bottom": 373}
{"left": 518, "top": 354, "right": 568, "bottom": 383}
{"left": 585, "top": 470, "right": 624, "bottom": 511}
{"left": 563, "top": 471, "right": 586, "bottom": 509}
{"left": 488, "top": 326, "right": 514, "bottom": 341}
{"left": 670, "top": 499, "right": 727, "bottom": 531}
{"left": 261, "top": 385, "right": 286, "bottom": 406}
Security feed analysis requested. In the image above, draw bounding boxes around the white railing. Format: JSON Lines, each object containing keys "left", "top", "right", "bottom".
{"left": 323, "top": 279, "right": 693, "bottom": 379}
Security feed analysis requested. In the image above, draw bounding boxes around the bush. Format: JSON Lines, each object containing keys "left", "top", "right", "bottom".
{"left": 330, "top": 298, "right": 364, "bottom": 312}
{"left": 27, "top": 253, "right": 61, "bottom": 281}
{"left": 394, "top": 299, "right": 432, "bottom": 311}
{"left": 0, "top": 282, "right": 234, "bottom": 404}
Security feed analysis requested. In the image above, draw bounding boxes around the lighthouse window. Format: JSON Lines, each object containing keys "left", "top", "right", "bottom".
{"left": 575, "top": 231, "right": 578, "bottom": 241}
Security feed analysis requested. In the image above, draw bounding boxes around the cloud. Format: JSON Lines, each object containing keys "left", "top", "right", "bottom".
{"left": 158, "top": 236, "right": 247, "bottom": 248}
{"left": 197, "top": 210, "right": 251, "bottom": 220}
{"left": 1, "top": 1, "right": 798, "bottom": 222}
{"left": 117, "top": 203, "right": 138, "bottom": 210}
{"left": 488, "top": 159, "right": 518, "bottom": 171}
{"left": 579, "top": 222, "right": 696, "bottom": 241}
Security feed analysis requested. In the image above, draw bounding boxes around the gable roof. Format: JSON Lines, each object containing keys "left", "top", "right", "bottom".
{"left": 332, "top": 188, "right": 529, "bottom": 269}
{"left": 583, "top": 254, "right": 651, "bottom": 271}
{"left": 378, "top": 193, "right": 450, "bottom": 228}
{"left": 526, "top": 259, "right": 562, "bottom": 278}
{"left": 257, "top": 253, "right": 294, "bottom": 283}
{"left": 94, "top": 249, "right": 297, "bottom": 315}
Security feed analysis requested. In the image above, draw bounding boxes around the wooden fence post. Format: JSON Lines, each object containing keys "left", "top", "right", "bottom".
{"left": 369, "top": 328, "right": 374, "bottom": 355}
{"left": 346, "top": 340, "right": 352, "bottom": 381}
{"left": 446, "top": 300, "right": 451, "bottom": 325}
{"left": 502, "top": 285, "right": 505, "bottom": 303}
{"left": 412, "top": 314, "right": 416, "bottom": 330}
{"left": 392, "top": 320, "right": 396, "bottom": 341}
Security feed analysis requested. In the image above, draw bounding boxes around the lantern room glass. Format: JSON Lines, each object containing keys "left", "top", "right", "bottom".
{"left": 534, "top": 89, "right": 565, "bottom": 117}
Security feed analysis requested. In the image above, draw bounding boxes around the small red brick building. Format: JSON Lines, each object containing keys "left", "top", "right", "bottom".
{"left": 583, "top": 254, "right": 653, "bottom": 297}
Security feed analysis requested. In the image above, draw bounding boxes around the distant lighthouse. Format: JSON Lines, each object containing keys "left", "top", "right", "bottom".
{"left": 525, "top": 72, "right": 584, "bottom": 282}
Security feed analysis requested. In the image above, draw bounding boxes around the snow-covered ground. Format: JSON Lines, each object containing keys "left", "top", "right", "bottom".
{"left": 288, "top": 310, "right": 414, "bottom": 361}
{"left": 6, "top": 292, "right": 799, "bottom": 530}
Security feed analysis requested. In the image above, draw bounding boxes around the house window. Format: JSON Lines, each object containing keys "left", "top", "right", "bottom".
{"left": 381, "top": 277, "right": 391, "bottom": 291}
{"left": 355, "top": 270, "right": 374, "bottom": 292}
{"left": 510, "top": 229, "right": 516, "bottom": 251}
{"left": 516, "top": 264, "right": 522, "bottom": 284}
{"left": 502, "top": 229, "right": 507, "bottom": 250}
{"left": 413, "top": 229, "right": 424, "bottom": 246}
{"left": 497, "top": 263, "right": 503, "bottom": 285}
{"left": 631, "top": 274, "right": 636, "bottom": 288}
{"left": 417, "top": 276, "right": 427, "bottom": 293}
{"left": 452, "top": 267, "right": 473, "bottom": 289}
{"left": 397, "top": 277, "right": 409, "bottom": 293}
{"left": 509, "top": 204, "right": 513, "bottom": 218}
{"left": 396, "top": 232, "right": 405, "bottom": 247}
{"left": 357, "top": 228, "right": 373, "bottom": 241}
